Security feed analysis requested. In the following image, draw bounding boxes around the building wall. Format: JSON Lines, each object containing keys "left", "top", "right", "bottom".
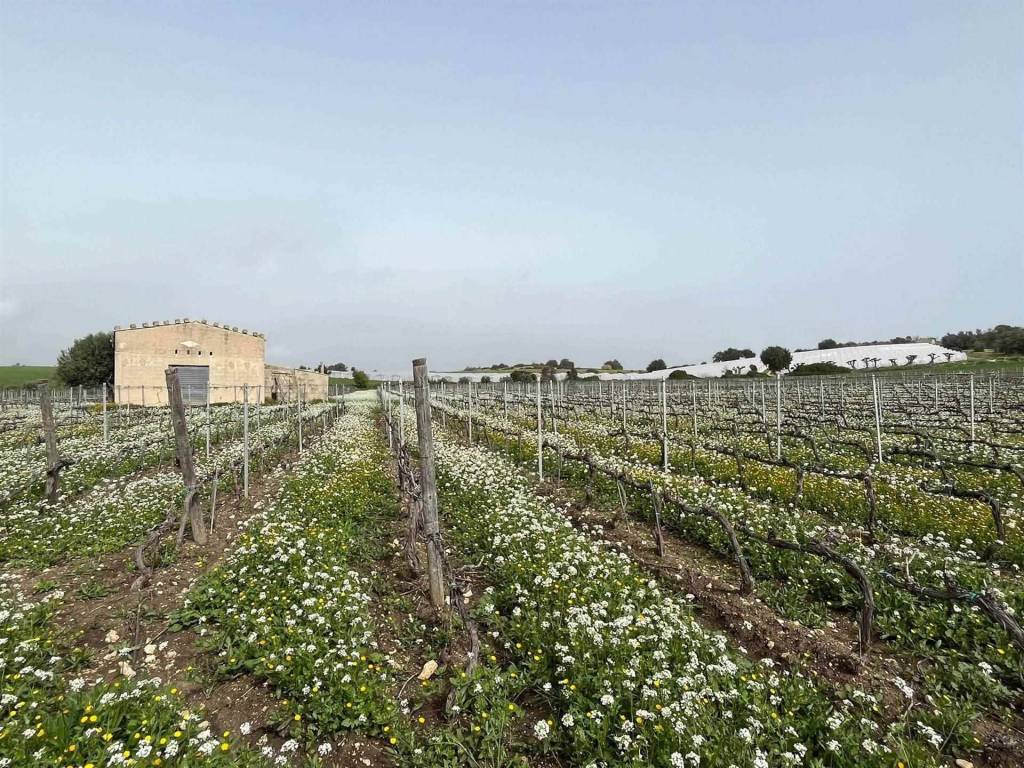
{"left": 264, "top": 364, "right": 329, "bottom": 402}
{"left": 114, "top": 320, "right": 266, "bottom": 405}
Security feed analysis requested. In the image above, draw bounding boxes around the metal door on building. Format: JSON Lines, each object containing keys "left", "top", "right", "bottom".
{"left": 171, "top": 365, "right": 209, "bottom": 404}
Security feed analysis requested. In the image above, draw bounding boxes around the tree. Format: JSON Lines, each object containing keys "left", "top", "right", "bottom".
{"left": 995, "top": 327, "right": 1024, "bottom": 354}
{"left": 509, "top": 369, "right": 536, "bottom": 383}
{"left": 759, "top": 346, "right": 792, "bottom": 374}
{"left": 712, "top": 347, "right": 754, "bottom": 363}
{"left": 940, "top": 324, "right": 1024, "bottom": 353}
{"left": 458, "top": 376, "right": 472, "bottom": 384}
{"left": 566, "top": 367, "right": 579, "bottom": 381}
{"left": 540, "top": 365, "right": 556, "bottom": 382}
{"left": 558, "top": 358, "right": 575, "bottom": 369}
{"left": 56, "top": 331, "right": 113, "bottom": 386}
{"left": 351, "top": 369, "right": 371, "bottom": 389}
{"left": 327, "top": 362, "right": 348, "bottom": 372}
{"left": 545, "top": 359, "right": 559, "bottom": 368}
{"left": 668, "top": 369, "right": 694, "bottom": 380}
{"left": 480, "top": 375, "right": 492, "bottom": 384}
{"left": 646, "top": 359, "right": 667, "bottom": 372}
{"left": 602, "top": 359, "right": 624, "bottom": 370}
{"left": 817, "top": 338, "right": 838, "bottom": 350}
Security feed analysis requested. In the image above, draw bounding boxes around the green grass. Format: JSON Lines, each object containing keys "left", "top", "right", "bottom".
{"left": 870, "top": 351, "right": 1024, "bottom": 375}
{"left": 928, "top": 351, "right": 1024, "bottom": 372}
{"left": 329, "top": 378, "right": 384, "bottom": 394}
{"left": 0, "top": 365, "right": 57, "bottom": 388}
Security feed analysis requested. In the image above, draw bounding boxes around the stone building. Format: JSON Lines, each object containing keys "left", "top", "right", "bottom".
{"left": 113, "top": 319, "right": 327, "bottom": 405}
{"left": 264, "top": 364, "right": 329, "bottom": 402}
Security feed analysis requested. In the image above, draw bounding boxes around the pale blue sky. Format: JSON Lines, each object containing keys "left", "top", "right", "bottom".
{"left": 2, "top": 1, "right": 1021, "bottom": 369}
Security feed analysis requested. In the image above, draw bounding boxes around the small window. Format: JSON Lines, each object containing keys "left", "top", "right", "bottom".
{"left": 174, "top": 349, "right": 178, "bottom": 354}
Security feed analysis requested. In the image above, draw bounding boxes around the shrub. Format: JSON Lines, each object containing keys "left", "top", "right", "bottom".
{"left": 788, "top": 361, "right": 850, "bottom": 376}
{"left": 646, "top": 358, "right": 667, "bottom": 372}
{"left": 351, "top": 369, "right": 371, "bottom": 389}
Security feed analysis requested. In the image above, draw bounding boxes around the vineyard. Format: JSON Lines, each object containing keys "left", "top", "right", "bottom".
{"left": 2, "top": 367, "right": 1022, "bottom": 767}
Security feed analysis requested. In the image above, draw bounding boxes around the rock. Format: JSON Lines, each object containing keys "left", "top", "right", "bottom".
{"left": 955, "top": 760, "right": 974, "bottom": 768}
{"left": 118, "top": 661, "right": 136, "bottom": 679}
{"left": 104, "top": 630, "right": 120, "bottom": 644}
{"left": 418, "top": 660, "right": 438, "bottom": 680}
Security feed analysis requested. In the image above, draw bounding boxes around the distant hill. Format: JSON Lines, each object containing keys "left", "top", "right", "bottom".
{"left": 0, "top": 365, "right": 57, "bottom": 388}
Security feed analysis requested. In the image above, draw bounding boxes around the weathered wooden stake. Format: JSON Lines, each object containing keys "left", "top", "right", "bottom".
{"left": 660, "top": 379, "right": 669, "bottom": 471}
{"left": 205, "top": 383, "right": 211, "bottom": 460}
{"left": 871, "top": 375, "right": 883, "bottom": 464}
{"left": 102, "top": 382, "right": 109, "bottom": 445}
{"left": 969, "top": 373, "right": 976, "bottom": 443}
{"left": 649, "top": 481, "right": 665, "bottom": 557}
{"left": 413, "top": 358, "right": 446, "bottom": 609}
{"left": 243, "top": 383, "right": 250, "bottom": 498}
{"left": 536, "top": 378, "right": 544, "bottom": 481}
{"left": 165, "top": 367, "right": 208, "bottom": 545}
{"left": 775, "top": 377, "right": 782, "bottom": 461}
{"left": 39, "top": 384, "right": 62, "bottom": 502}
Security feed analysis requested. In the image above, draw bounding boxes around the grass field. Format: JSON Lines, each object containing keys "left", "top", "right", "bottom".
{"left": 0, "top": 365, "right": 57, "bottom": 388}
{"left": 927, "top": 351, "right": 1024, "bottom": 372}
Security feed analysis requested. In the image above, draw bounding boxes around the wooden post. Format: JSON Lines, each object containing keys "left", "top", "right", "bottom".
{"left": 660, "top": 378, "right": 669, "bottom": 471}
{"left": 165, "top": 367, "right": 207, "bottom": 545}
{"left": 413, "top": 358, "right": 446, "bottom": 609}
{"left": 39, "top": 384, "right": 62, "bottom": 502}
{"left": 398, "top": 380, "right": 405, "bottom": 447}
{"left": 969, "top": 374, "right": 976, "bottom": 443}
{"left": 298, "top": 384, "right": 304, "bottom": 453}
{"left": 775, "top": 377, "right": 782, "bottom": 460}
{"left": 101, "top": 382, "right": 109, "bottom": 445}
{"left": 243, "top": 383, "right": 250, "bottom": 498}
{"left": 872, "top": 375, "right": 883, "bottom": 464}
{"left": 205, "top": 383, "right": 211, "bottom": 460}
{"left": 536, "top": 378, "right": 544, "bottom": 481}
{"left": 621, "top": 382, "right": 627, "bottom": 434}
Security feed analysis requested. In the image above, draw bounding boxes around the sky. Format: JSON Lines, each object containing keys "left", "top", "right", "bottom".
{"left": 2, "top": 1, "right": 1021, "bottom": 371}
